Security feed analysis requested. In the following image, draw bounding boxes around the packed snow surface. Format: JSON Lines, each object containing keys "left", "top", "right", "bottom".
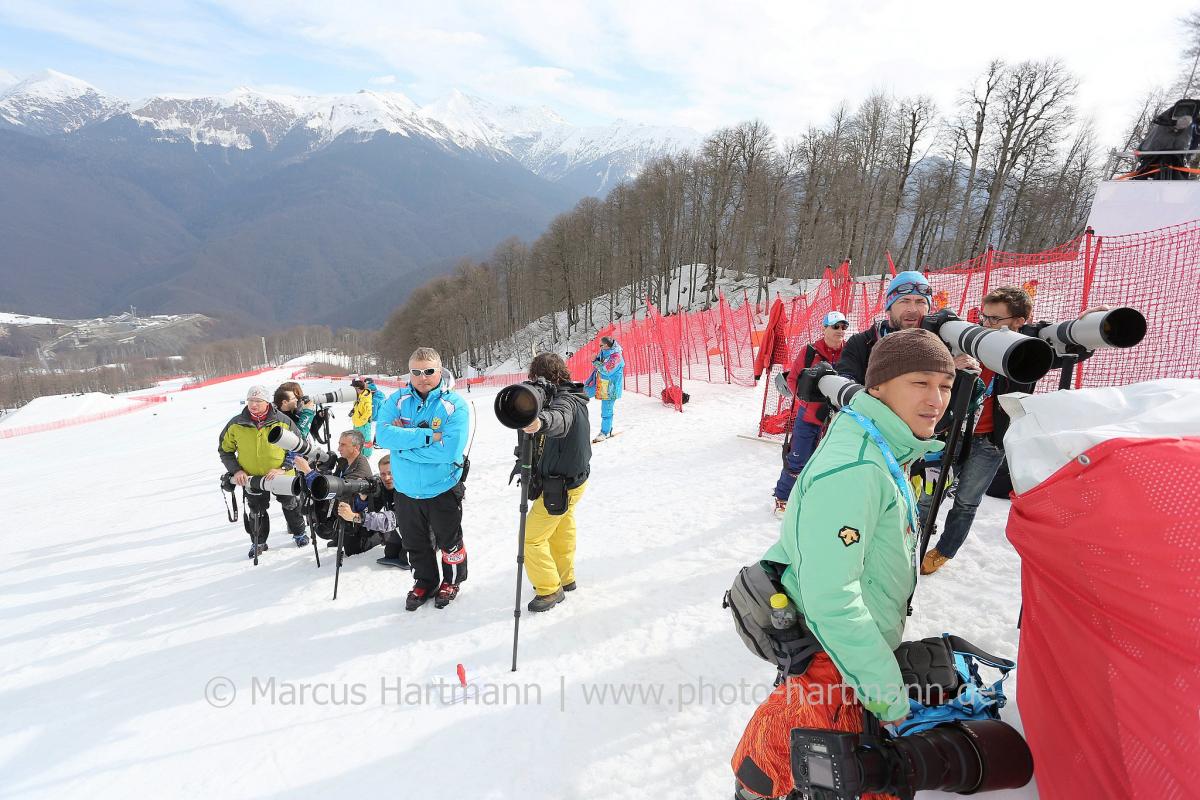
{"left": 0, "top": 369, "right": 1035, "bottom": 798}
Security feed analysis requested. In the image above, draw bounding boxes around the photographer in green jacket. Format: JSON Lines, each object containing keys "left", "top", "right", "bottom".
{"left": 733, "top": 329, "right": 955, "bottom": 798}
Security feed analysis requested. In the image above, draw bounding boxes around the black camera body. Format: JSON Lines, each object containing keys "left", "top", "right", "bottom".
{"left": 790, "top": 719, "right": 1034, "bottom": 800}
{"left": 794, "top": 362, "right": 862, "bottom": 409}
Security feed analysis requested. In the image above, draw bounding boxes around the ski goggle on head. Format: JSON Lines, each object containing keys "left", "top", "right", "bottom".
{"left": 888, "top": 282, "right": 933, "bottom": 299}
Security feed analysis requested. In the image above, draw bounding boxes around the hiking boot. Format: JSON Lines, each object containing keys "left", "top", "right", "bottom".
{"left": 921, "top": 548, "right": 951, "bottom": 575}
{"left": 592, "top": 432, "right": 610, "bottom": 443}
{"left": 247, "top": 542, "right": 268, "bottom": 559}
{"left": 405, "top": 586, "right": 433, "bottom": 611}
{"left": 434, "top": 582, "right": 460, "bottom": 609}
{"left": 293, "top": 533, "right": 310, "bottom": 547}
{"left": 376, "top": 556, "right": 412, "bottom": 570}
{"left": 528, "top": 588, "right": 565, "bottom": 612}
{"left": 773, "top": 497, "right": 787, "bottom": 517}
{"left": 326, "top": 539, "right": 339, "bottom": 548}
{"left": 562, "top": 581, "right": 577, "bottom": 592}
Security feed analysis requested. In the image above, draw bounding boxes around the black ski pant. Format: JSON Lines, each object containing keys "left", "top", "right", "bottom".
{"left": 395, "top": 485, "right": 467, "bottom": 592}
{"left": 243, "top": 489, "right": 306, "bottom": 543}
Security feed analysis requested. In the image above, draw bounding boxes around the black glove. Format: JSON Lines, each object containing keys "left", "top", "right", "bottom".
{"left": 417, "top": 421, "right": 429, "bottom": 429}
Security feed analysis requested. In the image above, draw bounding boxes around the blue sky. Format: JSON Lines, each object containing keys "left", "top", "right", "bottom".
{"left": 1, "top": 0, "right": 1197, "bottom": 145}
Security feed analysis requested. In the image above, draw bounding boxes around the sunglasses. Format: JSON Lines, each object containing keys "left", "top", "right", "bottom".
{"left": 409, "top": 367, "right": 438, "bottom": 377}
{"left": 889, "top": 282, "right": 933, "bottom": 298}
{"left": 829, "top": 322, "right": 849, "bottom": 330}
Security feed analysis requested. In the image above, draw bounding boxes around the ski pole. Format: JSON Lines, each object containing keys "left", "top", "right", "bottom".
{"left": 511, "top": 431, "right": 534, "bottom": 672}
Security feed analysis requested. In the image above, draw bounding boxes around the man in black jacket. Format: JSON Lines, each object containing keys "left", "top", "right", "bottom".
{"left": 516, "top": 353, "right": 592, "bottom": 612}
{"left": 837, "top": 270, "right": 981, "bottom": 383}
{"left": 296, "top": 429, "right": 375, "bottom": 552}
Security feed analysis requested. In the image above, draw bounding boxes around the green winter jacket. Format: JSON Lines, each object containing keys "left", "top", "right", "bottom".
{"left": 218, "top": 406, "right": 301, "bottom": 476}
{"left": 763, "top": 391, "right": 944, "bottom": 721}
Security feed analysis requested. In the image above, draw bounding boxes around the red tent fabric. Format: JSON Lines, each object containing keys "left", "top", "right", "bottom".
{"left": 1006, "top": 436, "right": 1200, "bottom": 799}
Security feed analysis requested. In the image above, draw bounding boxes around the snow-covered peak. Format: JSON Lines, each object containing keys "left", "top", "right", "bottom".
{"left": 301, "top": 89, "right": 459, "bottom": 146}
{"left": 0, "top": 69, "right": 124, "bottom": 134}
{"left": 4, "top": 69, "right": 100, "bottom": 101}
{"left": 421, "top": 90, "right": 509, "bottom": 147}
{"left": 0, "top": 69, "right": 704, "bottom": 193}
{"left": 130, "top": 89, "right": 309, "bottom": 148}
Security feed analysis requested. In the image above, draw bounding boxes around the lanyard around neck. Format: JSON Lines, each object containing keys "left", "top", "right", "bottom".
{"left": 841, "top": 407, "right": 920, "bottom": 536}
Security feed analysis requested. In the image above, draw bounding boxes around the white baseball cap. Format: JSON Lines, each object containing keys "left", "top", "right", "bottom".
{"left": 822, "top": 311, "right": 848, "bottom": 328}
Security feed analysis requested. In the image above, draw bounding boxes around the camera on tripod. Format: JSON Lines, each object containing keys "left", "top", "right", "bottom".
{"left": 494, "top": 378, "right": 558, "bottom": 429}
{"left": 790, "top": 719, "right": 1033, "bottom": 800}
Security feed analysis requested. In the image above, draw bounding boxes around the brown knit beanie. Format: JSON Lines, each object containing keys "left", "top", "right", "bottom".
{"left": 864, "top": 328, "right": 955, "bottom": 388}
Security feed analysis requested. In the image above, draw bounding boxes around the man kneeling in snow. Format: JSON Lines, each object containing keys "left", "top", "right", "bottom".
{"left": 732, "top": 329, "right": 954, "bottom": 800}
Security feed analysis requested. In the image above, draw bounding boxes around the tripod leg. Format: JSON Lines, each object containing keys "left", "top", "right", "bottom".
{"left": 511, "top": 432, "right": 533, "bottom": 672}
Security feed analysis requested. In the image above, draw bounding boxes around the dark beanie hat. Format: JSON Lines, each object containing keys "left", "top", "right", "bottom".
{"left": 864, "top": 328, "right": 955, "bottom": 388}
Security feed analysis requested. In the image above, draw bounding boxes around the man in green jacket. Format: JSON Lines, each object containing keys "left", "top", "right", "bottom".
{"left": 219, "top": 385, "right": 309, "bottom": 559}
{"left": 733, "top": 329, "right": 955, "bottom": 799}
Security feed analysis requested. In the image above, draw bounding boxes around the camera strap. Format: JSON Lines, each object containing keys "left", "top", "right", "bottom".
{"left": 453, "top": 401, "right": 477, "bottom": 481}
{"left": 222, "top": 486, "right": 239, "bottom": 523}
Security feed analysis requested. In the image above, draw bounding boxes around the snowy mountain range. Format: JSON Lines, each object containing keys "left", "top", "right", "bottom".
{"left": 0, "top": 70, "right": 701, "bottom": 326}
{"left": 0, "top": 70, "right": 700, "bottom": 194}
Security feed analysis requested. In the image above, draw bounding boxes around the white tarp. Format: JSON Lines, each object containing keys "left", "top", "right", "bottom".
{"left": 1085, "top": 181, "right": 1200, "bottom": 236}
{"left": 1000, "top": 379, "right": 1200, "bottom": 494}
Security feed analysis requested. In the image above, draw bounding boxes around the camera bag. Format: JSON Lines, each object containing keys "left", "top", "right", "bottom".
{"left": 723, "top": 561, "right": 824, "bottom": 683}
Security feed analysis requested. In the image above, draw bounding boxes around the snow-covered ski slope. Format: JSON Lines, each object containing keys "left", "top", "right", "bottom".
{"left": 1, "top": 368, "right": 1035, "bottom": 799}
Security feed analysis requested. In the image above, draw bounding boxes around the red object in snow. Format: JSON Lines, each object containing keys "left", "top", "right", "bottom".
{"left": 1006, "top": 436, "right": 1200, "bottom": 800}
{"left": 456, "top": 663, "right": 467, "bottom": 688}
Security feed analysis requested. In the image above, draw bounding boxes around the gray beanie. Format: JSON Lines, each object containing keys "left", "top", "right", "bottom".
{"left": 864, "top": 329, "right": 955, "bottom": 388}
{"left": 245, "top": 384, "right": 271, "bottom": 403}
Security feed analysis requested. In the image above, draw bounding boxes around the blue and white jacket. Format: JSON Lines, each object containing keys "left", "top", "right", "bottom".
{"left": 374, "top": 370, "right": 471, "bottom": 499}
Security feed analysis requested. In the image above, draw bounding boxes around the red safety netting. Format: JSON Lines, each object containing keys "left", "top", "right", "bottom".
{"left": 0, "top": 394, "right": 168, "bottom": 439}
{"left": 756, "top": 220, "right": 1200, "bottom": 438}
{"left": 1006, "top": 436, "right": 1200, "bottom": 799}
{"left": 181, "top": 366, "right": 277, "bottom": 390}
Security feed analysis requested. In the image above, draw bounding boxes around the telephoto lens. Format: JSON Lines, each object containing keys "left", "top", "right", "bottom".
{"left": 245, "top": 474, "right": 303, "bottom": 496}
{"left": 312, "top": 387, "right": 357, "bottom": 406}
{"left": 310, "top": 474, "right": 372, "bottom": 500}
{"left": 923, "top": 310, "right": 1054, "bottom": 384}
{"left": 494, "top": 380, "right": 553, "bottom": 429}
{"left": 790, "top": 719, "right": 1034, "bottom": 799}
{"left": 1035, "top": 306, "right": 1147, "bottom": 354}
{"left": 795, "top": 362, "right": 863, "bottom": 409}
{"left": 266, "top": 426, "right": 333, "bottom": 465}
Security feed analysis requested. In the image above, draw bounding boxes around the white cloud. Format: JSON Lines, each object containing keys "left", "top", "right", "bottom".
{"left": 368, "top": 74, "right": 397, "bottom": 85}
{"left": 5, "top": 0, "right": 1198, "bottom": 147}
